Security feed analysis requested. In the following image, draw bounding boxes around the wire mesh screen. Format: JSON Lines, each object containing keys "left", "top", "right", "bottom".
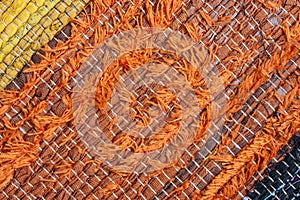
{"left": 0, "top": 0, "right": 299, "bottom": 199}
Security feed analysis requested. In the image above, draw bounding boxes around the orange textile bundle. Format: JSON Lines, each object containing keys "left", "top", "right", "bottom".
{"left": 0, "top": 0, "right": 300, "bottom": 199}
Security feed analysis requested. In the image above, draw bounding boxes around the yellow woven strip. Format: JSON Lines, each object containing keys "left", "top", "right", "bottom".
{"left": 0, "top": 0, "right": 89, "bottom": 90}
{"left": 0, "top": 0, "right": 61, "bottom": 61}
{"left": 0, "top": 1, "right": 14, "bottom": 19}
{"left": 0, "top": 0, "right": 31, "bottom": 35}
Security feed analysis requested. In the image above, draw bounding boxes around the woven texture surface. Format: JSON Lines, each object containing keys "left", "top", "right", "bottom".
{"left": 0, "top": 0, "right": 300, "bottom": 199}
{"left": 0, "top": 0, "right": 89, "bottom": 89}
{"left": 246, "top": 133, "right": 300, "bottom": 199}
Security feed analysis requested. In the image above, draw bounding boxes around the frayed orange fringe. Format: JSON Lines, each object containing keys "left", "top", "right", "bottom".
{"left": 0, "top": 0, "right": 299, "bottom": 199}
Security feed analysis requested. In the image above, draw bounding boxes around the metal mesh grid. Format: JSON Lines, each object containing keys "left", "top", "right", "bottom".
{"left": 0, "top": 0, "right": 299, "bottom": 199}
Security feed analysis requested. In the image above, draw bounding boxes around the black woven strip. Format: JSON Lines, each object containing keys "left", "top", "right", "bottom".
{"left": 246, "top": 133, "right": 300, "bottom": 200}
